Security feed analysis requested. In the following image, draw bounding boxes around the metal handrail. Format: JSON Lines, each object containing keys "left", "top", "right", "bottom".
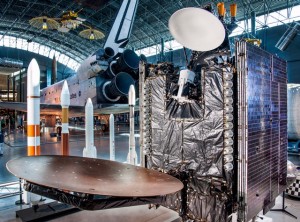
{"left": 0, "top": 179, "right": 23, "bottom": 205}
{"left": 0, "top": 181, "right": 19, "bottom": 188}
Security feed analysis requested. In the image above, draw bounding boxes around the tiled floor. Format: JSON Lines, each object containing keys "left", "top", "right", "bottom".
{"left": 0, "top": 125, "right": 140, "bottom": 183}
{"left": 0, "top": 194, "right": 181, "bottom": 222}
{"left": 1, "top": 127, "right": 300, "bottom": 222}
{"left": 259, "top": 194, "right": 300, "bottom": 222}
{"left": 0, "top": 194, "right": 299, "bottom": 222}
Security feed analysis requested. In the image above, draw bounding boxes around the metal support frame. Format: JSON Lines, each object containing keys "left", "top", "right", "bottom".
{"left": 0, "top": 180, "right": 23, "bottom": 204}
{"left": 0, "top": 0, "right": 300, "bottom": 61}
{"left": 160, "top": 38, "right": 164, "bottom": 62}
{"left": 270, "top": 191, "right": 297, "bottom": 219}
{"left": 6, "top": 76, "right": 9, "bottom": 102}
{"left": 251, "top": 11, "right": 256, "bottom": 37}
{"left": 18, "top": 71, "right": 22, "bottom": 102}
{"left": 25, "top": 181, "right": 165, "bottom": 211}
{"left": 12, "top": 75, "right": 15, "bottom": 102}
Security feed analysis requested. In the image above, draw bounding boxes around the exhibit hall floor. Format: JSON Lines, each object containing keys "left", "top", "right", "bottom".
{"left": 0, "top": 125, "right": 140, "bottom": 183}
{"left": 0, "top": 193, "right": 299, "bottom": 222}
{"left": 0, "top": 127, "right": 300, "bottom": 221}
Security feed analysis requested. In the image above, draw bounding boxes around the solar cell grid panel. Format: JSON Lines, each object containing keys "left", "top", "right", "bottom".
{"left": 237, "top": 42, "right": 287, "bottom": 221}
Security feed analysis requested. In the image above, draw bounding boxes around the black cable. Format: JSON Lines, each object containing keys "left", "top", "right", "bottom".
{"left": 183, "top": 47, "right": 189, "bottom": 68}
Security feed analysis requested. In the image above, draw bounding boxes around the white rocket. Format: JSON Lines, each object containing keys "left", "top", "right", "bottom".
{"left": 60, "top": 80, "right": 70, "bottom": 155}
{"left": 27, "top": 59, "right": 40, "bottom": 156}
{"left": 26, "top": 59, "right": 42, "bottom": 204}
{"left": 83, "top": 98, "right": 97, "bottom": 158}
{"left": 127, "top": 85, "right": 138, "bottom": 165}
{"left": 109, "top": 114, "right": 115, "bottom": 161}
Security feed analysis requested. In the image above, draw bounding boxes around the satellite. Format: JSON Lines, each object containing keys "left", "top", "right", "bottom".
{"left": 139, "top": 3, "right": 288, "bottom": 222}
{"left": 29, "top": 10, "right": 104, "bottom": 40}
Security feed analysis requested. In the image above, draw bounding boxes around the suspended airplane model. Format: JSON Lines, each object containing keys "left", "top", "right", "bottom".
{"left": 0, "top": 0, "right": 141, "bottom": 117}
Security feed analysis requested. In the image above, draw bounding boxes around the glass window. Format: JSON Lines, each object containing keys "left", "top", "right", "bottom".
{"left": 64, "top": 57, "right": 71, "bottom": 66}
{"left": 43, "top": 46, "right": 50, "bottom": 57}
{"left": 0, "top": 35, "right": 79, "bottom": 71}
{"left": 38, "top": 45, "right": 46, "bottom": 55}
{"left": 59, "top": 55, "right": 70, "bottom": 66}
{"left": 16, "top": 38, "right": 23, "bottom": 48}
{"left": 290, "top": 5, "right": 300, "bottom": 19}
{"left": 3, "top": 36, "right": 10, "bottom": 47}
{"left": 21, "top": 39, "right": 28, "bottom": 50}
{"left": 31, "top": 42, "right": 40, "bottom": 53}
{"left": 9, "top": 36, "right": 16, "bottom": 48}
{"left": 27, "top": 42, "right": 34, "bottom": 52}
{"left": 49, "top": 49, "right": 55, "bottom": 59}
{"left": 54, "top": 51, "right": 60, "bottom": 60}
{"left": 58, "top": 54, "right": 65, "bottom": 64}
{"left": 0, "top": 35, "right": 3, "bottom": 46}
{"left": 68, "top": 59, "right": 80, "bottom": 71}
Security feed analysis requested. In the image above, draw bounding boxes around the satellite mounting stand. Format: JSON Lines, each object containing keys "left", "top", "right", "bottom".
{"left": 270, "top": 191, "right": 297, "bottom": 219}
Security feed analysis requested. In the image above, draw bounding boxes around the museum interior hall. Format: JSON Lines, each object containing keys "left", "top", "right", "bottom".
{"left": 0, "top": 0, "right": 300, "bottom": 222}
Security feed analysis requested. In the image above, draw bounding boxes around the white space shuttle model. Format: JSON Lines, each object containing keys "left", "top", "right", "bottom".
{"left": 0, "top": 0, "right": 140, "bottom": 116}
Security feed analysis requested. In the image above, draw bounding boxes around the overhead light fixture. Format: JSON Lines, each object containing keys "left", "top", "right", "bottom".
{"left": 275, "top": 23, "right": 299, "bottom": 51}
{"left": 29, "top": 16, "right": 59, "bottom": 30}
{"left": 42, "top": 19, "right": 48, "bottom": 30}
{"left": 89, "top": 30, "right": 95, "bottom": 40}
{"left": 79, "top": 28, "right": 104, "bottom": 40}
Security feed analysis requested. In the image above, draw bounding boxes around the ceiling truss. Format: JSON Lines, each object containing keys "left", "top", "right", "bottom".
{"left": 0, "top": 0, "right": 299, "bottom": 64}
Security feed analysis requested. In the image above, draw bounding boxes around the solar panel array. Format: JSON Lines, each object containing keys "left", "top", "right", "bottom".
{"left": 236, "top": 42, "right": 287, "bottom": 221}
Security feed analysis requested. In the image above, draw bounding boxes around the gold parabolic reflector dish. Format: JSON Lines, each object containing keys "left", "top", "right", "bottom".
{"left": 79, "top": 28, "right": 105, "bottom": 40}
{"left": 7, "top": 155, "right": 183, "bottom": 197}
{"left": 29, "top": 16, "right": 60, "bottom": 30}
{"left": 168, "top": 8, "right": 226, "bottom": 51}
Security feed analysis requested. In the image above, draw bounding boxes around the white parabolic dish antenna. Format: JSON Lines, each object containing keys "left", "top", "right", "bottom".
{"left": 169, "top": 7, "right": 226, "bottom": 51}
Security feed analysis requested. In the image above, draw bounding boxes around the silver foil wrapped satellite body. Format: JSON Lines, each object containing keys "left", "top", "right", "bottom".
{"left": 139, "top": 41, "right": 287, "bottom": 222}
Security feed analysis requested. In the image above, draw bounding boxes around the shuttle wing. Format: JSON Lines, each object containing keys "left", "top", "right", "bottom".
{"left": 0, "top": 101, "right": 84, "bottom": 117}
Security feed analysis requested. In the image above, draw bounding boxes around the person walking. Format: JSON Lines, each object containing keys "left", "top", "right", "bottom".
{"left": 0, "top": 126, "right": 4, "bottom": 156}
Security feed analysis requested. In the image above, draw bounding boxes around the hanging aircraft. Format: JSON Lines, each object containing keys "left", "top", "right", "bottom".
{"left": 0, "top": 0, "right": 140, "bottom": 117}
